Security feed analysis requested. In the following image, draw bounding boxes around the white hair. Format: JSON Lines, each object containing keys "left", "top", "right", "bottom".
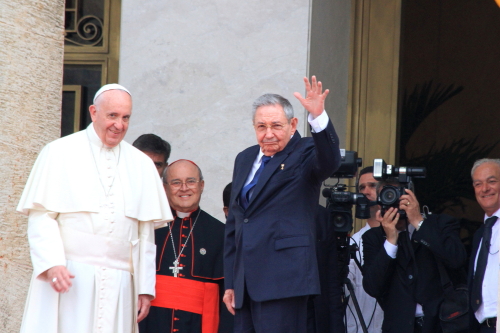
{"left": 251, "top": 93, "right": 294, "bottom": 122}
{"left": 471, "top": 158, "right": 500, "bottom": 178}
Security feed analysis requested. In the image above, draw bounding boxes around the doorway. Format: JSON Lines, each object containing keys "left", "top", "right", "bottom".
{"left": 398, "top": 0, "right": 500, "bottom": 247}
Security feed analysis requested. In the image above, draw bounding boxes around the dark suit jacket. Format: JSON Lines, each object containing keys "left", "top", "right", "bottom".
{"left": 307, "top": 205, "right": 345, "bottom": 333}
{"left": 362, "top": 214, "right": 466, "bottom": 333}
{"left": 467, "top": 223, "right": 485, "bottom": 333}
{"left": 224, "top": 121, "right": 341, "bottom": 308}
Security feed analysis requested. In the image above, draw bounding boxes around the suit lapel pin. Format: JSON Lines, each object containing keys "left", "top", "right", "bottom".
{"left": 200, "top": 248, "right": 207, "bottom": 255}
{"left": 281, "top": 164, "right": 285, "bottom": 170}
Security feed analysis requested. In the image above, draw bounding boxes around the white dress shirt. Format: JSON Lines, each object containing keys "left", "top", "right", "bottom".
{"left": 346, "top": 224, "right": 384, "bottom": 333}
{"left": 473, "top": 208, "right": 500, "bottom": 323}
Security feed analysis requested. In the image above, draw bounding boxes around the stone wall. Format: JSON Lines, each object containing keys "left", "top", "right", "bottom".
{"left": 120, "top": 0, "right": 350, "bottom": 220}
{"left": 0, "top": 1, "right": 64, "bottom": 331}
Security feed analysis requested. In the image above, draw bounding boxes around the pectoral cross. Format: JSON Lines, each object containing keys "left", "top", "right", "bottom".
{"left": 169, "top": 260, "right": 183, "bottom": 277}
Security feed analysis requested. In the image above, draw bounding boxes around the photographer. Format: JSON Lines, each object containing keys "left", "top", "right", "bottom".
{"left": 362, "top": 178, "right": 466, "bottom": 333}
{"left": 345, "top": 166, "right": 384, "bottom": 333}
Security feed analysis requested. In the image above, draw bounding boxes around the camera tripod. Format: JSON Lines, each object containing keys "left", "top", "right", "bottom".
{"left": 337, "top": 233, "right": 369, "bottom": 333}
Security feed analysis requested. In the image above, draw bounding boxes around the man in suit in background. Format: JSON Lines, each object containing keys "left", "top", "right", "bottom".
{"left": 132, "top": 133, "right": 171, "bottom": 177}
{"left": 223, "top": 76, "right": 341, "bottom": 333}
{"left": 223, "top": 182, "right": 232, "bottom": 218}
{"left": 469, "top": 158, "right": 500, "bottom": 332}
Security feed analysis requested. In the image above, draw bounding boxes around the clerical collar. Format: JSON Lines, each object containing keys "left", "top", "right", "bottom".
{"left": 175, "top": 207, "right": 200, "bottom": 219}
{"left": 176, "top": 211, "right": 190, "bottom": 218}
{"left": 86, "top": 123, "right": 119, "bottom": 151}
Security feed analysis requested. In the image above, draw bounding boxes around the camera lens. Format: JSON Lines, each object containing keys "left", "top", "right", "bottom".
{"left": 332, "top": 213, "right": 349, "bottom": 229}
{"left": 379, "top": 186, "right": 399, "bottom": 205}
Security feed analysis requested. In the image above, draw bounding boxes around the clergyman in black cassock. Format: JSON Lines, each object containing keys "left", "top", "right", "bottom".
{"left": 139, "top": 159, "right": 233, "bottom": 333}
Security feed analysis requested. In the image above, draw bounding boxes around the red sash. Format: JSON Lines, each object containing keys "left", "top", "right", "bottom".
{"left": 151, "top": 275, "right": 220, "bottom": 333}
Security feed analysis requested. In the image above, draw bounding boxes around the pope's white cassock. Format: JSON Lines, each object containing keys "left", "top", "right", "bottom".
{"left": 17, "top": 123, "right": 173, "bottom": 333}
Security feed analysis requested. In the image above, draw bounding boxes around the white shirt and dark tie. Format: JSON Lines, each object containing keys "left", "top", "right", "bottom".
{"left": 473, "top": 208, "right": 500, "bottom": 324}
{"left": 243, "top": 111, "right": 330, "bottom": 188}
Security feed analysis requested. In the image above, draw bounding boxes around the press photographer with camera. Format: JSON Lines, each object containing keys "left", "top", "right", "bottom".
{"left": 345, "top": 166, "right": 384, "bottom": 333}
{"left": 362, "top": 161, "right": 467, "bottom": 333}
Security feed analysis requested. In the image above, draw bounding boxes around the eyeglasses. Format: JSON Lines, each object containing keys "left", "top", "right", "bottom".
{"left": 166, "top": 179, "right": 201, "bottom": 189}
{"left": 254, "top": 123, "right": 287, "bottom": 133}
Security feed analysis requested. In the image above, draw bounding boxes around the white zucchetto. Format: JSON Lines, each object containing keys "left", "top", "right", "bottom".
{"left": 93, "top": 83, "right": 131, "bottom": 103}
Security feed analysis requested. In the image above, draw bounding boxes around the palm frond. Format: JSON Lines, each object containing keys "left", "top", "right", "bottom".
{"left": 400, "top": 81, "right": 464, "bottom": 161}
{"left": 402, "top": 137, "right": 499, "bottom": 213}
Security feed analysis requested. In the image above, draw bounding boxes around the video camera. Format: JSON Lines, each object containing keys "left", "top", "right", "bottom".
{"left": 322, "top": 150, "right": 370, "bottom": 234}
{"left": 373, "top": 158, "right": 426, "bottom": 217}
{"left": 324, "top": 151, "right": 372, "bottom": 333}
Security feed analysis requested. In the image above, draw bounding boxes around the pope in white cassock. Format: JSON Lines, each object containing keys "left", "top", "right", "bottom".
{"left": 17, "top": 84, "right": 173, "bottom": 333}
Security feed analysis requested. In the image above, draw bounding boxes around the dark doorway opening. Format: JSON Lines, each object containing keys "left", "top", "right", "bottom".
{"left": 398, "top": 0, "right": 500, "bottom": 249}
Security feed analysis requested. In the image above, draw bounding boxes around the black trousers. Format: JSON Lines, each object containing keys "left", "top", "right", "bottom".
{"left": 234, "top": 288, "right": 309, "bottom": 333}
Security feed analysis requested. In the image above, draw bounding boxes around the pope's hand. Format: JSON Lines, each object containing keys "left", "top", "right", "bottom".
{"left": 44, "top": 265, "right": 75, "bottom": 293}
{"left": 293, "top": 76, "right": 330, "bottom": 119}
{"left": 223, "top": 289, "right": 236, "bottom": 315}
{"left": 137, "top": 294, "right": 153, "bottom": 322}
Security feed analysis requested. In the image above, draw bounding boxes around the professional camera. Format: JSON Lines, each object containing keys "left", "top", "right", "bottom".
{"left": 373, "top": 158, "right": 426, "bottom": 217}
{"left": 322, "top": 185, "right": 370, "bottom": 233}
{"left": 330, "top": 149, "right": 362, "bottom": 178}
{"left": 323, "top": 150, "right": 369, "bottom": 233}
{"left": 325, "top": 151, "right": 372, "bottom": 333}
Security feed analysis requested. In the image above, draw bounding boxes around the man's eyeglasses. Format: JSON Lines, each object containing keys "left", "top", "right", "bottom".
{"left": 254, "top": 123, "right": 287, "bottom": 133}
{"left": 166, "top": 179, "right": 201, "bottom": 189}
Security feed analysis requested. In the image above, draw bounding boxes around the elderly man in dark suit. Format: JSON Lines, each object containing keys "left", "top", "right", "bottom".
{"left": 469, "top": 158, "right": 500, "bottom": 333}
{"left": 223, "top": 76, "right": 341, "bottom": 333}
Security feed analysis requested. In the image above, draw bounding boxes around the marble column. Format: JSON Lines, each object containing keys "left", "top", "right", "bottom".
{"left": 0, "top": 1, "right": 64, "bottom": 331}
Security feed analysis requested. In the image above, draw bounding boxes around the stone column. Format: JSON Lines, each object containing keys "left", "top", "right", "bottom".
{"left": 0, "top": 1, "right": 65, "bottom": 331}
